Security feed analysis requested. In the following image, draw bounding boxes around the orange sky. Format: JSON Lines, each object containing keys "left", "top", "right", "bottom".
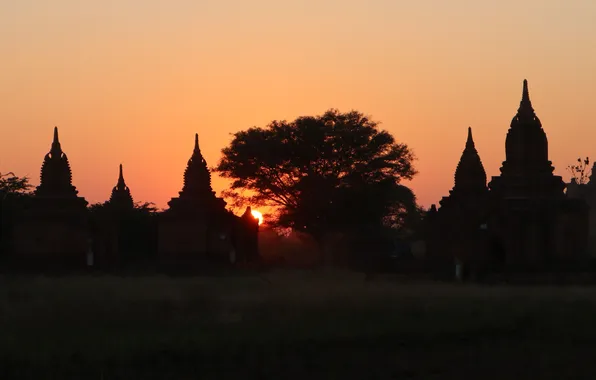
{"left": 1, "top": 0, "right": 596, "bottom": 211}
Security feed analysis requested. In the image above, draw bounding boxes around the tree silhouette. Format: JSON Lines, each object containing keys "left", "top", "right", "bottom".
{"left": 216, "top": 109, "right": 418, "bottom": 241}
{"left": 0, "top": 172, "right": 33, "bottom": 196}
{"left": 567, "top": 157, "right": 591, "bottom": 185}
{"left": 88, "top": 200, "right": 159, "bottom": 264}
{"left": 0, "top": 172, "right": 33, "bottom": 258}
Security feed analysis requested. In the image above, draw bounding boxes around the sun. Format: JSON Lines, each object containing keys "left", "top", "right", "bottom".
{"left": 251, "top": 209, "right": 264, "bottom": 225}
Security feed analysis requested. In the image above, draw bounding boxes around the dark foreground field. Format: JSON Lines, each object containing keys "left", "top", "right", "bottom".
{"left": 2, "top": 270, "right": 596, "bottom": 379}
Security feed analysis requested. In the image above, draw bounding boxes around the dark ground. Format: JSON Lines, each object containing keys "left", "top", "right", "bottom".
{"left": 1, "top": 270, "right": 595, "bottom": 379}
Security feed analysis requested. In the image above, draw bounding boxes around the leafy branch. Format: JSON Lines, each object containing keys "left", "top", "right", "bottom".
{"left": 567, "top": 157, "right": 591, "bottom": 185}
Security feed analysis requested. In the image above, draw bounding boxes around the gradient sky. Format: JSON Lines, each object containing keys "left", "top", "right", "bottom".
{"left": 1, "top": 0, "right": 596, "bottom": 211}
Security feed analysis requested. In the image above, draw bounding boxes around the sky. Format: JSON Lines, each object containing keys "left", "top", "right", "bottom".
{"left": 1, "top": 0, "right": 596, "bottom": 211}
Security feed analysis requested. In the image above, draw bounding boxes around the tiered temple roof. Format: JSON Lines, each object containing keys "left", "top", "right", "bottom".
{"left": 179, "top": 134, "right": 216, "bottom": 200}
{"left": 36, "top": 127, "right": 80, "bottom": 198}
{"left": 452, "top": 127, "right": 487, "bottom": 194}
{"left": 502, "top": 79, "right": 552, "bottom": 174}
{"left": 166, "top": 133, "right": 226, "bottom": 213}
{"left": 490, "top": 80, "right": 565, "bottom": 198}
{"left": 438, "top": 127, "right": 488, "bottom": 209}
{"left": 108, "top": 164, "right": 134, "bottom": 210}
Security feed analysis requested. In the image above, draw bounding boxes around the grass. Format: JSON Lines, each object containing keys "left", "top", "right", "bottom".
{"left": 2, "top": 270, "right": 596, "bottom": 378}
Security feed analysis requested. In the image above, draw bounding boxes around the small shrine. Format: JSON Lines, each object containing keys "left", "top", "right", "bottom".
{"left": 90, "top": 164, "right": 143, "bottom": 269}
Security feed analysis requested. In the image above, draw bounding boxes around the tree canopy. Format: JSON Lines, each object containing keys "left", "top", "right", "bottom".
{"left": 216, "top": 109, "right": 419, "bottom": 240}
{"left": 567, "top": 157, "right": 591, "bottom": 185}
{"left": 0, "top": 172, "right": 33, "bottom": 197}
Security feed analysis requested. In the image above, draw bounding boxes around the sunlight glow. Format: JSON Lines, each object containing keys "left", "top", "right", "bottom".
{"left": 251, "top": 209, "right": 264, "bottom": 225}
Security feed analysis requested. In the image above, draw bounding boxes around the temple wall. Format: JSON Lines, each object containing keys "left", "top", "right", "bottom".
{"left": 92, "top": 224, "right": 120, "bottom": 269}
{"left": 234, "top": 222, "right": 260, "bottom": 264}
{"left": 589, "top": 208, "right": 596, "bottom": 257}
{"left": 554, "top": 206, "right": 589, "bottom": 261}
{"left": 207, "top": 231, "right": 234, "bottom": 260}
{"left": 584, "top": 196, "right": 596, "bottom": 257}
{"left": 564, "top": 184, "right": 596, "bottom": 257}
{"left": 11, "top": 220, "right": 88, "bottom": 267}
{"left": 491, "top": 201, "right": 588, "bottom": 270}
{"left": 157, "top": 220, "right": 207, "bottom": 257}
{"left": 428, "top": 193, "right": 590, "bottom": 275}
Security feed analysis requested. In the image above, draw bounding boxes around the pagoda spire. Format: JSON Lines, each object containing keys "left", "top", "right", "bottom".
{"left": 36, "top": 127, "right": 79, "bottom": 197}
{"left": 465, "top": 126, "right": 475, "bottom": 149}
{"left": 179, "top": 133, "right": 215, "bottom": 199}
{"left": 521, "top": 79, "right": 531, "bottom": 106}
{"left": 117, "top": 164, "right": 125, "bottom": 187}
{"left": 515, "top": 79, "right": 537, "bottom": 119}
{"left": 109, "top": 164, "right": 134, "bottom": 209}
{"left": 51, "top": 126, "right": 62, "bottom": 155}
{"left": 453, "top": 127, "right": 487, "bottom": 193}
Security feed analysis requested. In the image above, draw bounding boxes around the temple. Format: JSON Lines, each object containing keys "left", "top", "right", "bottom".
{"left": 487, "top": 80, "right": 588, "bottom": 269}
{"left": 425, "top": 127, "right": 490, "bottom": 278}
{"left": 90, "top": 164, "right": 144, "bottom": 269}
{"left": 427, "top": 80, "right": 589, "bottom": 278}
{"left": 158, "top": 134, "right": 259, "bottom": 266}
{"left": 12, "top": 127, "right": 89, "bottom": 269}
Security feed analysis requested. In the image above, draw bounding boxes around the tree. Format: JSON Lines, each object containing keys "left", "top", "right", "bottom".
{"left": 133, "top": 201, "right": 159, "bottom": 214}
{"left": 567, "top": 157, "right": 591, "bottom": 185}
{"left": 0, "top": 172, "right": 33, "bottom": 257}
{"left": 0, "top": 172, "right": 33, "bottom": 197}
{"left": 215, "top": 109, "right": 419, "bottom": 242}
{"left": 87, "top": 200, "right": 159, "bottom": 262}
{"left": 88, "top": 200, "right": 159, "bottom": 217}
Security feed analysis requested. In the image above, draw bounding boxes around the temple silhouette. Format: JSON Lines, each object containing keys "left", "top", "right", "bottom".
{"left": 0, "top": 79, "right": 592, "bottom": 278}
{"left": 158, "top": 134, "right": 259, "bottom": 268}
{"left": 11, "top": 127, "right": 89, "bottom": 269}
{"left": 426, "top": 80, "right": 589, "bottom": 280}
{"left": 4, "top": 129, "right": 259, "bottom": 272}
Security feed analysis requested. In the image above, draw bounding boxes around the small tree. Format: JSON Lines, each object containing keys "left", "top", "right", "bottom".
{"left": 134, "top": 201, "right": 159, "bottom": 215}
{"left": 0, "top": 172, "right": 33, "bottom": 197}
{"left": 88, "top": 200, "right": 159, "bottom": 217}
{"left": 567, "top": 157, "right": 591, "bottom": 185}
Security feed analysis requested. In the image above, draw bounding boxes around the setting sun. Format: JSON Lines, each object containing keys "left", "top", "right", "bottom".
{"left": 251, "top": 210, "right": 264, "bottom": 225}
